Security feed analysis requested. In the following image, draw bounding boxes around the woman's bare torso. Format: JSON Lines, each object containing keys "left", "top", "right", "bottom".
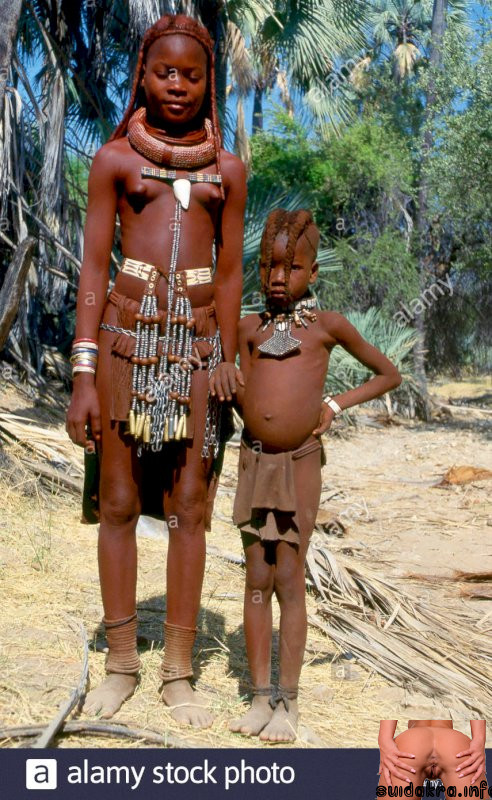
{"left": 109, "top": 137, "right": 223, "bottom": 309}
{"left": 240, "top": 314, "right": 333, "bottom": 450}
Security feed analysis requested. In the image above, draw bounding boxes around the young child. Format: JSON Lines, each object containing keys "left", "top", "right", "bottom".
{"left": 227, "top": 208, "right": 402, "bottom": 742}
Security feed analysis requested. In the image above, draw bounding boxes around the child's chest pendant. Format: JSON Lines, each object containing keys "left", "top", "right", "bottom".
{"left": 258, "top": 320, "right": 302, "bottom": 357}
{"left": 257, "top": 303, "right": 318, "bottom": 358}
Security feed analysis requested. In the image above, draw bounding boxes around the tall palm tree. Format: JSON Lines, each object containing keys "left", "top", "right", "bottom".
{"left": 367, "top": 0, "right": 429, "bottom": 78}
{"left": 244, "top": 1, "right": 368, "bottom": 134}
{"left": 366, "top": 0, "right": 468, "bottom": 80}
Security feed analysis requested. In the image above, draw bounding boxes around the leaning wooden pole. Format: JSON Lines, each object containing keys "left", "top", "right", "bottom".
{"left": 0, "top": 236, "right": 36, "bottom": 353}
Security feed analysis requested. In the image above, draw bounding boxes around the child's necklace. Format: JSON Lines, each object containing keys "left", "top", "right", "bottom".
{"left": 258, "top": 296, "right": 317, "bottom": 357}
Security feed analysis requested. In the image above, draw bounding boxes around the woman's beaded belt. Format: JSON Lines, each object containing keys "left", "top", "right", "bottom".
{"left": 99, "top": 320, "right": 216, "bottom": 350}
{"left": 120, "top": 257, "right": 212, "bottom": 286}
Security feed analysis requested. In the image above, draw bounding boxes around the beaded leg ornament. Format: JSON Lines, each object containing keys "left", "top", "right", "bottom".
{"left": 127, "top": 170, "right": 223, "bottom": 459}
{"left": 128, "top": 267, "right": 161, "bottom": 445}
{"left": 258, "top": 296, "right": 317, "bottom": 358}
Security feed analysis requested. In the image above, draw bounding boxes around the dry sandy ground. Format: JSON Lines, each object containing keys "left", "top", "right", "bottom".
{"left": 0, "top": 377, "right": 491, "bottom": 748}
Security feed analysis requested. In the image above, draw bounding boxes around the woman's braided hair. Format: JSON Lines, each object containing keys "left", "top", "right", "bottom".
{"left": 110, "top": 14, "right": 223, "bottom": 190}
{"left": 260, "top": 209, "right": 317, "bottom": 292}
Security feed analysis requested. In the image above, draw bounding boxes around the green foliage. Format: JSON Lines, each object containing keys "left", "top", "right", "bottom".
{"left": 249, "top": 109, "right": 321, "bottom": 195}
{"left": 328, "top": 232, "right": 418, "bottom": 316}
{"left": 313, "top": 116, "right": 415, "bottom": 229}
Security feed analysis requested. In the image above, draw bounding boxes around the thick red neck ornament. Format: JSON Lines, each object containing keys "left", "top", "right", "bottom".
{"left": 127, "top": 107, "right": 216, "bottom": 168}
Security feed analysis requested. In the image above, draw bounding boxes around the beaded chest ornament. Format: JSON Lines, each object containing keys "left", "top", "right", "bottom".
{"left": 123, "top": 111, "right": 223, "bottom": 457}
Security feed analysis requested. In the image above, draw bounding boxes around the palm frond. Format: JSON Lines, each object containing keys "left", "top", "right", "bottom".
{"left": 307, "top": 544, "right": 492, "bottom": 717}
{"left": 233, "top": 96, "right": 251, "bottom": 171}
{"left": 225, "top": 0, "right": 279, "bottom": 32}
{"left": 226, "top": 20, "right": 255, "bottom": 95}
{"left": 128, "top": 0, "right": 175, "bottom": 35}
{"left": 393, "top": 41, "right": 421, "bottom": 78}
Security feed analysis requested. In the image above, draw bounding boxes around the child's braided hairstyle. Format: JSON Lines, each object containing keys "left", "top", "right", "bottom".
{"left": 260, "top": 209, "right": 317, "bottom": 292}
{"left": 110, "top": 14, "right": 223, "bottom": 195}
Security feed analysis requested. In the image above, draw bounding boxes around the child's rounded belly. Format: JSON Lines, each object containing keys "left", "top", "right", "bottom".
{"left": 242, "top": 386, "right": 323, "bottom": 451}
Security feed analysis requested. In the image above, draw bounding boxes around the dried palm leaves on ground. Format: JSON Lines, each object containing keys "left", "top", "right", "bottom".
{"left": 306, "top": 543, "right": 492, "bottom": 718}
{"left": 0, "top": 411, "right": 83, "bottom": 495}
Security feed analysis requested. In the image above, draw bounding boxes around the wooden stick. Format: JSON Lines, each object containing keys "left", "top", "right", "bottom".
{"left": 439, "top": 403, "right": 492, "bottom": 416}
{"left": 32, "top": 616, "right": 89, "bottom": 748}
{"left": 0, "top": 720, "right": 189, "bottom": 748}
{"left": 21, "top": 459, "right": 83, "bottom": 493}
{"left": 0, "top": 236, "right": 36, "bottom": 351}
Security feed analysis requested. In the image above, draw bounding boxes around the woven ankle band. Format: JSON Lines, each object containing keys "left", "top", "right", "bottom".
{"left": 103, "top": 612, "right": 141, "bottom": 675}
{"left": 252, "top": 685, "right": 273, "bottom": 697}
{"left": 269, "top": 685, "right": 298, "bottom": 712}
{"left": 159, "top": 621, "right": 197, "bottom": 682}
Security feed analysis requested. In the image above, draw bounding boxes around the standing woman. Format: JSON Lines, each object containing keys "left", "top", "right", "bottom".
{"left": 66, "top": 14, "right": 246, "bottom": 728}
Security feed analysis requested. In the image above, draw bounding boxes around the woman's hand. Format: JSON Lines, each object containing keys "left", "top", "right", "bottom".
{"left": 66, "top": 378, "right": 102, "bottom": 448}
{"left": 378, "top": 738, "right": 416, "bottom": 787}
{"left": 456, "top": 738, "right": 486, "bottom": 784}
{"left": 312, "top": 403, "right": 335, "bottom": 436}
{"left": 209, "top": 363, "right": 244, "bottom": 401}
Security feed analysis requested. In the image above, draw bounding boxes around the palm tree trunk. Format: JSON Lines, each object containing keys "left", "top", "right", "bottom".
{"left": 199, "top": 0, "right": 227, "bottom": 127}
{"left": 0, "top": 0, "right": 23, "bottom": 120}
{"left": 414, "top": 0, "right": 447, "bottom": 419}
{"left": 252, "top": 84, "right": 264, "bottom": 133}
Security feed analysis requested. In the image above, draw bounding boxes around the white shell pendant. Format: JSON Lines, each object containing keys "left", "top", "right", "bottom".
{"left": 173, "top": 178, "right": 191, "bottom": 210}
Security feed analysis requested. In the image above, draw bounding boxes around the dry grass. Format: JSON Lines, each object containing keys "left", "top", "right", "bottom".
{"left": 0, "top": 467, "right": 391, "bottom": 748}
{"left": 0, "top": 377, "right": 491, "bottom": 748}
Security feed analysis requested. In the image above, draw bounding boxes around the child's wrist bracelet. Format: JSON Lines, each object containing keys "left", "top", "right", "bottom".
{"left": 323, "top": 395, "right": 342, "bottom": 415}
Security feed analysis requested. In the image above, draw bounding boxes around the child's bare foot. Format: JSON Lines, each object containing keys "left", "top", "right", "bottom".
{"left": 259, "top": 698, "right": 298, "bottom": 743}
{"left": 160, "top": 678, "right": 214, "bottom": 728}
{"left": 83, "top": 673, "right": 138, "bottom": 719}
{"left": 229, "top": 695, "right": 274, "bottom": 736}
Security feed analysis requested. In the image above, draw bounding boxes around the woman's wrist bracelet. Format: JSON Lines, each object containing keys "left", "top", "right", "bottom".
{"left": 71, "top": 338, "right": 99, "bottom": 378}
{"left": 72, "top": 366, "right": 97, "bottom": 375}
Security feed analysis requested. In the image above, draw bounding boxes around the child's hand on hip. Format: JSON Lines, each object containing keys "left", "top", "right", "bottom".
{"left": 312, "top": 403, "right": 335, "bottom": 436}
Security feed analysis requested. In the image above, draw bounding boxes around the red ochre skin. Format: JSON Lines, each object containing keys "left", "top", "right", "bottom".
{"left": 378, "top": 721, "right": 487, "bottom": 796}
{"left": 65, "top": 32, "right": 246, "bottom": 724}
{"left": 229, "top": 227, "right": 402, "bottom": 742}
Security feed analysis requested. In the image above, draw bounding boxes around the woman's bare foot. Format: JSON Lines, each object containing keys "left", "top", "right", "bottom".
{"left": 229, "top": 695, "right": 274, "bottom": 736}
{"left": 259, "top": 699, "right": 298, "bottom": 743}
{"left": 83, "top": 673, "right": 138, "bottom": 719}
{"left": 160, "top": 678, "right": 214, "bottom": 728}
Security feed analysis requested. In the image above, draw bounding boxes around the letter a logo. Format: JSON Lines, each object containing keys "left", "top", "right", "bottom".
{"left": 26, "top": 759, "right": 58, "bottom": 790}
